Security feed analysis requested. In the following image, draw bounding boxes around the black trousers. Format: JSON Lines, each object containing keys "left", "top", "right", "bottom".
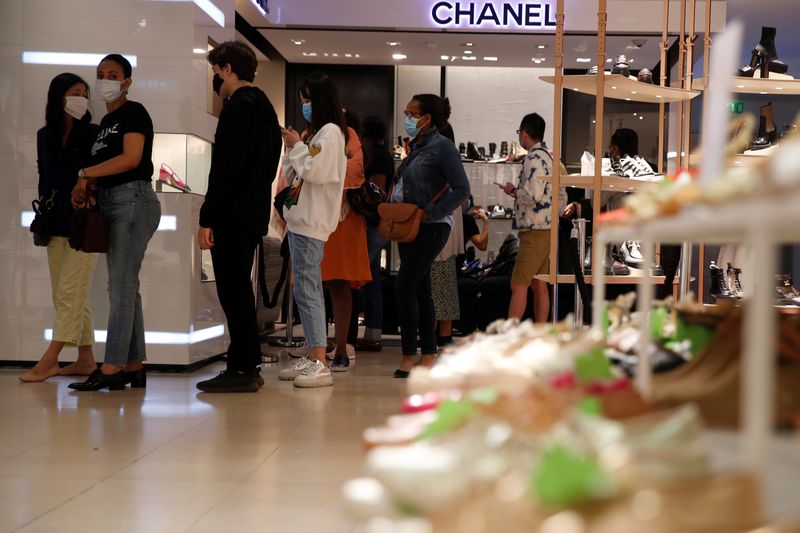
{"left": 210, "top": 228, "right": 261, "bottom": 374}
{"left": 396, "top": 222, "right": 451, "bottom": 355}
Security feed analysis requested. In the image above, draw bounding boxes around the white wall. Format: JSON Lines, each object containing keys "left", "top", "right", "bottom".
{"left": 446, "top": 67, "right": 555, "bottom": 152}
{"left": 254, "top": 59, "right": 287, "bottom": 125}
{"left": 0, "top": 0, "right": 235, "bottom": 360}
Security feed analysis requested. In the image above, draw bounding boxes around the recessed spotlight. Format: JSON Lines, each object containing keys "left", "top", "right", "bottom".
{"left": 392, "top": 53, "right": 407, "bottom": 60}
{"left": 291, "top": 39, "right": 306, "bottom": 45}
{"left": 639, "top": 116, "right": 644, "bottom": 120}
{"left": 323, "top": 53, "right": 329, "bottom": 57}
{"left": 462, "top": 56, "right": 477, "bottom": 61}
{"left": 631, "top": 91, "right": 637, "bottom": 94}
{"left": 355, "top": 54, "right": 360, "bottom": 58}
{"left": 576, "top": 57, "right": 591, "bottom": 63}
{"left": 538, "top": 45, "right": 547, "bottom": 49}
{"left": 193, "top": 48, "right": 206, "bottom": 54}
{"left": 386, "top": 41, "right": 401, "bottom": 46}
{"left": 624, "top": 97, "right": 632, "bottom": 101}
{"left": 302, "top": 52, "right": 318, "bottom": 57}
{"left": 656, "top": 95, "right": 662, "bottom": 98}
{"left": 629, "top": 58, "right": 635, "bottom": 63}
{"left": 483, "top": 56, "right": 498, "bottom": 61}
{"left": 760, "top": 91, "right": 768, "bottom": 95}
{"left": 532, "top": 58, "right": 544, "bottom": 64}
{"left": 736, "top": 84, "right": 745, "bottom": 88}
{"left": 776, "top": 87, "right": 784, "bottom": 90}
{"left": 440, "top": 55, "right": 449, "bottom": 60}
{"left": 611, "top": 86, "right": 617, "bottom": 89}
{"left": 633, "top": 112, "right": 638, "bottom": 116}
{"left": 463, "top": 42, "right": 474, "bottom": 47}
{"left": 606, "top": 58, "right": 613, "bottom": 62}
{"left": 345, "top": 53, "right": 352, "bottom": 58}
{"left": 332, "top": 53, "right": 338, "bottom": 57}
{"left": 463, "top": 50, "right": 473, "bottom": 54}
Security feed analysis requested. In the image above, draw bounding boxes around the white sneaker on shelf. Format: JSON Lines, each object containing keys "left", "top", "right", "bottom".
{"left": 325, "top": 343, "right": 356, "bottom": 361}
{"left": 278, "top": 357, "right": 314, "bottom": 381}
{"left": 293, "top": 359, "right": 334, "bottom": 388}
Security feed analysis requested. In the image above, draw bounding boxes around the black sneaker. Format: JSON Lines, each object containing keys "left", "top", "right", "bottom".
{"left": 331, "top": 354, "right": 350, "bottom": 372}
{"left": 196, "top": 370, "right": 259, "bottom": 393}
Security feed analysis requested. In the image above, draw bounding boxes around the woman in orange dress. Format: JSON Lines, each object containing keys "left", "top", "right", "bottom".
{"left": 321, "top": 123, "right": 372, "bottom": 371}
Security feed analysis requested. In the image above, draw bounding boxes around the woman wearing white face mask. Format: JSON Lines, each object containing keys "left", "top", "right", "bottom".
{"left": 69, "top": 54, "right": 161, "bottom": 391}
{"left": 21, "top": 74, "right": 100, "bottom": 382}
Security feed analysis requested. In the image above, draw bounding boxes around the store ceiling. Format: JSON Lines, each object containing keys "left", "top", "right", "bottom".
{"left": 259, "top": 28, "right": 673, "bottom": 70}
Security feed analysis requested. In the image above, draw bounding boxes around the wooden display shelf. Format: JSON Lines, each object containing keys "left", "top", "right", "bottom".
{"left": 540, "top": 74, "right": 701, "bottom": 103}
{"left": 691, "top": 76, "right": 800, "bottom": 95}
{"left": 536, "top": 273, "right": 667, "bottom": 285}
{"left": 541, "top": 174, "right": 664, "bottom": 192}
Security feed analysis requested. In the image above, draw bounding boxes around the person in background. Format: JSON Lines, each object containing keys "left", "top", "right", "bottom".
{"left": 196, "top": 41, "right": 282, "bottom": 393}
{"left": 392, "top": 94, "right": 470, "bottom": 378}
{"left": 353, "top": 116, "right": 394, "bottom": 352}
{"left": 278, "top": 72, "right": 348, "bottom": 389}
{"left": 500, "top": 112, "right": 567, "bottom": 323}
{"left": 319, "top": 109, "right": 371, "bottom": 370}
{"left": 431, "top": 209, "right": 464, "bottom": 347}
{"left": 21, "top": 73, "right": 100, "bottom": 382}
{"left": 69, "top": 54, "right": 161, "bottom": 391}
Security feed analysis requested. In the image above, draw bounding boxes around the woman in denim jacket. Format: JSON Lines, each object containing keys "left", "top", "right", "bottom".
{"left": 392, "top": 94, "right": 470, "bottom": 378}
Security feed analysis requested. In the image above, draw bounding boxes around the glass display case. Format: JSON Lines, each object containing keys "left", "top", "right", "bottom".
{"left": 151, "top": 133, "right": 213, "bottom": 196}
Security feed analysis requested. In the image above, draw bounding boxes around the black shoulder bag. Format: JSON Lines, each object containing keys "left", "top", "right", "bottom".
{"left": 30, "top": 190, "right": 56, "bottom": 247}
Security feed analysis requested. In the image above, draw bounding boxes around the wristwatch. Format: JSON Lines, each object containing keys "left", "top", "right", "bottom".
{"left": 77, "top": 168, "right": 86, "bottom": 180}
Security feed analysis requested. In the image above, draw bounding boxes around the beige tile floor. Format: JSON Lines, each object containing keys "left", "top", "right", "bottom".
{"left": 0, "top": 344, "right": 407, "bottom": 533}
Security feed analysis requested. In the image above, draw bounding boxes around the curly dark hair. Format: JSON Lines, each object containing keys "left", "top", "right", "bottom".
{"left": 207, "top": 41, "right": 257, "bottom": 82}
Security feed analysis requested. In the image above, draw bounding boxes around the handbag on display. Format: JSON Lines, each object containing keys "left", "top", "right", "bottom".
{"left": 346, "top": 179, "right": 387, "bottom": 220}
{"left": 29, "top": 191, "right": 56, "bottom": 247}
{"left": 69, "top": 205, "right": 109, "bottom": 253}
{"left": 377, "top": 183, "right": 448, "bottom": 243}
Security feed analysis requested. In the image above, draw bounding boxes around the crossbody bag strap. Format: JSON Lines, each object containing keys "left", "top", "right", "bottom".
{"left": 430, "top": 184, "right": 449, "bottom": 203}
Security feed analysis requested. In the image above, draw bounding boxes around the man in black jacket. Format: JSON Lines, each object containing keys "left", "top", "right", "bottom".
{"left": 197, "top": 41, "right": 282, "bottom": 393}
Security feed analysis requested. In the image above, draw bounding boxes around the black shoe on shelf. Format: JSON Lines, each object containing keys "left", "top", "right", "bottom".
{"left": 709, "top": 261, "right": 737, "bottom": 301}
{"left": 737, "top": 26, "right": 789, "bottom": 78}
{"left": 122, "top": 367, "right": 146, "bottom": 388}
{"left": 196, "top": 370, "right": 259, "bottom": 393}
{"left": 69, "top": 369, "right": 126, "bottom": 391}
{"left": 583, "top": 236, "right": 593, "bottom": 274}
{"left": 752, "top": 102, "right": 778, "bottom": 150}
{"left": 611, "top": 55, "right": 630, "bottom": 77}
{"left": 331, "top": 354, "right": 350, "bottom": 373}
{"left": 775, "top": 274, "right": 800, "bottom": 305}
{"left": 637, "top": 68, "right": 654, "bottom": 84}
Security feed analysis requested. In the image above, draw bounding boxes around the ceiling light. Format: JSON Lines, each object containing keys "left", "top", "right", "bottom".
{"left": 193, "top": 48, "right": 206, "bottom": 54}
{"left": 331, "top": 53, "right": 338, "bottom": 57}
{"left": 386, "top": 41, "right": 401, "bottom": 46}
{"left": 775, "top": 87, "right": 784, "bottom": 90}
{"left": 576, "top": 57, "right": 591, "bottom": 63}
{"left": 355, "top": 54, "right": 360, "bottom": 58}
{"left": 760, "top": 91, "right": 767, "bottom": 95}
{"left": 345, "top": 53, "right": 352, "bottom": 58}
{"left": 656, "top": 95, "right": 662, "bottom": 98}
{"left": 736, "top": 84, "right": 745, "bottom": 88}
{"left": 192, "top": 0, "right": 225, "bottom": 27}
{"left": 440, "top": 55, "right": 449, "bottom": 60}
{"left": 392, "top": 53, "right": 407, "bottom": 60}
{"left": 302, "top": 52, "right": 318, "bottom": 57}
{"left": 291, "top": 39, "right": 306, "bottom": 45}
{"left": 631, "top": 91, "right": 637, "bottom": 94}
{"left": 633, "top": 112, "right": 638, "bottom": 116}
{"left": 532, "top": 58, "right": 544, "bottom": 64}
{"left": 611, "top": 86, "right": 617, "bottom": 89}
{"left": 323, "top": 53, "right": 329, "bottom": 57}
{"left": 483, "top": 56, "right": 498, "bottom": 61}
{"left": 606, "top": 58, "right": 613, "bottom": 62}
{"left": 538, "top": 45, "right": 547, "bottom": 49}
{"left": 639, "top": 116, "right": 644, "bottom": 120}
{"left": 22, "top": 51, "right": 138, "bottom": 67}
{"left": 624, "top": 97, "right": 632, "bottom": 101}
{"left": 462, "top": 56, "right": 477, "bottom": 61}
{"left": 463, "top": 50, "right": 473, "bottom": 54}
{"left": 463, "top": 42, "right": 474, "bottom": 47}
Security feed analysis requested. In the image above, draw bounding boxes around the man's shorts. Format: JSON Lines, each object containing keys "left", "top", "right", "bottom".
{"left": 510, "top": 229, "right": 551, "bottom": 285}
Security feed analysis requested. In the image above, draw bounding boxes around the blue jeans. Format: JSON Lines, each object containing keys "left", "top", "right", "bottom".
{"left": 288, "top": 231, "right": 327, "bottom": 348}
{"left": 97, "top": 181, "right": 161, "bottom": 366}
{"left": 361, "top": 226, "right": 386, "bottom": 331}
{"left": 396, "top": 222, "right": 450, "bottom": 355}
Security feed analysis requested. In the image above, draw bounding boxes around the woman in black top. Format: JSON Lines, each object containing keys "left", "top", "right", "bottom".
{"left": 21, "top": 74, "right": 100, "bottom": 382}
{"left": 69, "top": 54, "right": 161, "bottom": 391}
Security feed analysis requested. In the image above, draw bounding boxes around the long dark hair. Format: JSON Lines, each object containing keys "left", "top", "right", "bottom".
{"left": 298, "top": 72, "right": 348, "bottom": 143}
{"left": 45, "top": 73, "right": 91, "bottom": 159}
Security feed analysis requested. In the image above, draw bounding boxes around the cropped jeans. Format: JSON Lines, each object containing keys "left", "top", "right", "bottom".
{"left": 97, "top": 181, "right": 161, "bottom": 366}
{"left": 288, "top": 231, "right": 328, "bottom": 349}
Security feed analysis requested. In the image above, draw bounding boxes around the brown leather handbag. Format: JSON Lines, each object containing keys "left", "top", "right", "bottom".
{"left": 378, "top": 184, "right": 448, "bottom": 243}
{"left": 69, "top": 206, "right": 110, "bottom": 253}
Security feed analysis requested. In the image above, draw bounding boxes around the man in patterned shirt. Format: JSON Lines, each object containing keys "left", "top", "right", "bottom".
{"left": 500, "top": 113, "right": 567, "bottom": 322}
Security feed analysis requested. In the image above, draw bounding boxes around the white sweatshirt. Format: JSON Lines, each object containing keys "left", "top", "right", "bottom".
{"left": 282, "top": 123, "right": 347, "bottom": 242}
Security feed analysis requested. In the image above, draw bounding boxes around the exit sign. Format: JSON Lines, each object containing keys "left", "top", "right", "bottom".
{"left": 728, "top": 101, "right": 744, "bottom": 114}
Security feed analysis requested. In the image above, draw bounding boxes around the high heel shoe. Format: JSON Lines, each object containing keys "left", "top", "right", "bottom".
{"left": 752, "top": 102, "right": 777, "bottom": 150}
{"left": 123, "top": 367, "right": 147, "bottom": 388}
{"left": 69, "top": 369, "right": 126, "bottom": 391}
{"left": 737, "top": 26, "right": 789, "bottom": 78}
{"left": 157, "top": 163, "right": 191, "bottom": 193}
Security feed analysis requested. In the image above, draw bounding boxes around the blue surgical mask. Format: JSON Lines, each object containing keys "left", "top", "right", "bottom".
{"left": 302, "top": 101, "right": 312, "bottom": 123}
{"left": 404, "top": 116, "right": 420, "bottom": 138}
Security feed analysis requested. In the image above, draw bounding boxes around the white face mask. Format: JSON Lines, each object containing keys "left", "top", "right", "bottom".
{"left": 95, "top": 79, "right": 124, "bottom": 102}
{"left": 64, "top": 96, "right": 89, "bottom": 119}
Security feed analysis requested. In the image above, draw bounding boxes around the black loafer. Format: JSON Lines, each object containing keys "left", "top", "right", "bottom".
{"left": 123, "top": 368, "right": 146, "bottom": 388}
{"left": 393, "top": 369, "right": 410, "bottom": 379}
{"left": 69, "top": 369, "right": 126, "bottom": 391}
{"left": 196, "top": 370, "right": 259, "bottom": 393}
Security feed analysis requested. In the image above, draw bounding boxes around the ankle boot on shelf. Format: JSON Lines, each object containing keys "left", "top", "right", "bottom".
{"left": 500, "top": 141, "right": 509, "bottom": 157}
{"left": 737, "top": 26, "right": 789, "bottom": 78}
{"left": 488, "top": 142, "right": 497, "bottom": 159}
{"left": 608, "top": 245, "right": 631, "bottom": 276}
{"left": 775, "top": 274, "right": 800, "bottom": 305}
{"left": 637, "top": 68, "right": 654, "bottom": 84}
{"left": 611, "top": 55, "right": 630, "bottom": 77}
{"left": 466, "top": 142, "right": 482, "bottom": 161}
{"left": 752, "top": 102, "right": 777, "bottom": 150}
{"left": 710, "top": 261, "right": 737, "bottom": 301}
{"left": 726, "top": 263, "right": 744, "bottom": 299}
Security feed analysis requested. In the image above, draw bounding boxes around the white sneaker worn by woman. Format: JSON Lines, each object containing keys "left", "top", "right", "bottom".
{"left": 293, "top": 359, "right": 334, "bottom": 388}
{"left": 278, "top": 357, "right": 314, "bottom": 381}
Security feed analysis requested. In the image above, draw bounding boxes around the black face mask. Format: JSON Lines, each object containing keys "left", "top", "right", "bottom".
{"left": 212, "top": 73, "right": 223, "bottom": 96}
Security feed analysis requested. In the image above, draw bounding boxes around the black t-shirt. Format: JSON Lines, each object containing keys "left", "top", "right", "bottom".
{"left": 463, "top": 213, "right": 480, "bottom": 244}
{"left": 90, "top": 100, "right": 154, "bottom": 189}
{"left": 364, "top": 147, "right": 395, "bottom": 192}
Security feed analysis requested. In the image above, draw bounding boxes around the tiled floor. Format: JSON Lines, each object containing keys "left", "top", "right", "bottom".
{"left": 0, "top": 345, "right": 407, "bottom": 533}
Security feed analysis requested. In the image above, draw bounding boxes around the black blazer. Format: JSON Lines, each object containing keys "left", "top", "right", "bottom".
{"left": 37, "top": 122, "right": 100, "bottom": 237}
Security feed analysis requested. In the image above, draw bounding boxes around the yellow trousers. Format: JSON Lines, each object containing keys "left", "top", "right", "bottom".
{"left": 46, "top": 237, "right": 97, "bottom": 347}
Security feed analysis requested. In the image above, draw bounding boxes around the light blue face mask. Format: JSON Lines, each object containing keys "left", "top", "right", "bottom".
{"left": 404, "top": 116, "right": 420, "bottom": 138}
{"left": 302, "top": 101, "right": 312, "bottom": 123}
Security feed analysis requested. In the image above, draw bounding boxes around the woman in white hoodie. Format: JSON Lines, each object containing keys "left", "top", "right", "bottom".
{"left": 278, "top": 72, "right": 348, "bottom": 388}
